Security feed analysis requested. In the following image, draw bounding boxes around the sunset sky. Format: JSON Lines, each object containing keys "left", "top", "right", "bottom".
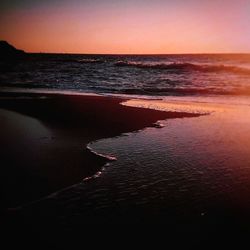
{"left": 0, "top": 0, "right": 250, "bottom": 54}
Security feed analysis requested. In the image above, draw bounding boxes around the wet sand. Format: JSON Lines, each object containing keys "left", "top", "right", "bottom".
{"left": 0, "top": 91, "right": 198, "bottom": 209}
{"left": 0, "top": 92, "right": 202, "bottom": 245}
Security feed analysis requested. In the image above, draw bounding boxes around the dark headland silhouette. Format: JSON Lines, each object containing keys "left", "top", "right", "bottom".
{"left": 0, "top": 41, "right": 25, "bottom": 60}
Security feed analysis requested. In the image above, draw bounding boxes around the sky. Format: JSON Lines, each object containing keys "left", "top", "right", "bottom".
{"left": 0, "top": 0, "right": 250, "bottom": 54}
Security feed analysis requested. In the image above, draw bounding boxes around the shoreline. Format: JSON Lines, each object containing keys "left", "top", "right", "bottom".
{"left": 0, "top": 91, "right": 199, "bottom": 209}
{"left": 2, "top": 90, "right": 250, "bottom": 245}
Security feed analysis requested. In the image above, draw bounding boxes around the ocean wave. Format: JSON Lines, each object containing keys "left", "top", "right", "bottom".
{"left": 121, "top": 87, "right": 250, "bottom": 96}
{"left": 56, "top": 58, "right": 105, "bottom": 64}
{"left": 77, "top": 59, "right": 105, "bottom": 64}
{"left": 114, "top": 61, "right": 250, "bottom": 74}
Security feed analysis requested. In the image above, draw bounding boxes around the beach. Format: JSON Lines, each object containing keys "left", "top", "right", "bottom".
{"left": 0, "top": 91, "right": 198, "bottom": 209}
{"left": 1, "top": 91, "right": 250, "bottom": 247}
{"left": 1, "top": 0, "right": 250, "bottom": 245}
{"left": 1, "top": 53, "right": 250, "bottom": 246}
{"left": 0, "top": 91, "right": 201, "bottom": 243}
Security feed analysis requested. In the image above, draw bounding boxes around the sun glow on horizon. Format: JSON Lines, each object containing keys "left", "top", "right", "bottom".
{"left": 1, "top": 0, "right": 250, "bottom": 54}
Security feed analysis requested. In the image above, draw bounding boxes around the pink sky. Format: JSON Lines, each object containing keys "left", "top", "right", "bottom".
{"left": 0, "top": 0, "right": 249, "bottom": 53}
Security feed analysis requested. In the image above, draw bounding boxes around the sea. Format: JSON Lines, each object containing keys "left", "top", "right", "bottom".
{"left": 1, "top": 54, "right": 250, "bottom": 229}
{"left": 1, "top": 53, "right": 250, "bottom": 97}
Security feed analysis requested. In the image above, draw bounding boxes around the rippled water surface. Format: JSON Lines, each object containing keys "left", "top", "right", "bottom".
{"left": 48, "top": 99, "right": 250, "bottom": 224}
{"left": 1, "top": 54, "right": 250, "bottom": 96}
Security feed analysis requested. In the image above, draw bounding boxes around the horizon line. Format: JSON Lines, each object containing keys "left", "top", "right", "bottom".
{"left": 27, "top": 51, "right": 250, "bottom": 55}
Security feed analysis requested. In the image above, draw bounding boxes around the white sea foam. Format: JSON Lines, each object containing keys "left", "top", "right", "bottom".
{"left": 82, "top": 144, "right": 117, "bottom": 182}
{"left": 86, "top": 144, "right": 117, "bottom": 161}
{"left": 121, "top": 99, "right": 214, "bottom": 115}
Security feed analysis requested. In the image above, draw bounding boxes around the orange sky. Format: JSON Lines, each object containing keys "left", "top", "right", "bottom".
{"left": 0, "top": 0, "right": 249, "bottom": 54}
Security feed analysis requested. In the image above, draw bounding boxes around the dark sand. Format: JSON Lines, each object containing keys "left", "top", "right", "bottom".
{"left": 0, "top": 92, "right": 200, "bottom": 244}
{"left": 0, "top": 91, "right": 198, "bottom": 209}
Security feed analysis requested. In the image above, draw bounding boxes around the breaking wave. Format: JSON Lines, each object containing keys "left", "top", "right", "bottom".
{"left": 56, "top": 58, "right": 105, "bottom": 64}
{"left": 115, "top": 61, "right": 250, "bottom": 75}
{"left": 77, "top": 59, "right": 105, "bottom": 64}
{"left": 118, "top": 86, "right": 250, "bottom": 96}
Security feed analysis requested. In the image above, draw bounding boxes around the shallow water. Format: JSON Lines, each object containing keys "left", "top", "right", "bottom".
{"left": 43, "top": 98, "right": 250, "bottom": 224}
